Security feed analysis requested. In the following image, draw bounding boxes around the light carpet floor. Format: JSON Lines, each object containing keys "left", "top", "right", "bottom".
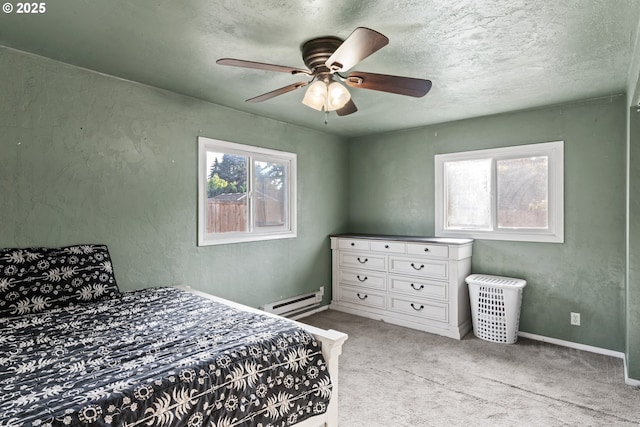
{"left": 300, "top": 309, "right": 640, "bottom": 427}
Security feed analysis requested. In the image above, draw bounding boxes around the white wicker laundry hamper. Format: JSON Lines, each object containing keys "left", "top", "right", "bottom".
{"left": 466, "top": 274, "right": 527, "bottom": 344}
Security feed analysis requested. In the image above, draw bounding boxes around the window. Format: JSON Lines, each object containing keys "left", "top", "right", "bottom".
{"left": 435, "top": 141, "right": 563, "bottom": 243}
{"left": 198, "top": 137, "right": 296, "bottom": 246}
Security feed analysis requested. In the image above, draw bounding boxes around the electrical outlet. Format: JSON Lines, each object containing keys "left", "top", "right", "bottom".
{"left": 570, "top": 312, "right": 581, "bottom": 326}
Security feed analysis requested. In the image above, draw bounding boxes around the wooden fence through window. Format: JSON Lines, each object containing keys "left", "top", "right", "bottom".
{"left": 206, "top": 198, "right": 284, "bottom": 233}
{"left": 206, "top": 200, "right": 247, "bottom": 233}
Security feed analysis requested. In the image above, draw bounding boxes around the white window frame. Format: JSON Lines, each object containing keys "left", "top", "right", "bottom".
{"left": 435, "top": 141, "right": 564, "bottom": 243}
{"left": 198, "top": 137, "right": 297, "bottom": 246}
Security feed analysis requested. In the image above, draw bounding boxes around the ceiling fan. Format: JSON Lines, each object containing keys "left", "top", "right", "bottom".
{"left": 216, "top": 27, "right": 432, "bottom": 117}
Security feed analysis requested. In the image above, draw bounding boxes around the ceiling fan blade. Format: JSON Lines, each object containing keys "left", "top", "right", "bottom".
{"left": 325, "top": 27, "right": 389, "bottom": 73}
{"left": 345, "top": 71, "right": 432, "bottom": 97}
{"left": 336, "top": 99, "right": 358, "bottom": 116}
{"left": 217, "top": 58, "right": 311, "bottom": 75}
{"left": 246, "top": 81, "right": 309, "bottom": 103}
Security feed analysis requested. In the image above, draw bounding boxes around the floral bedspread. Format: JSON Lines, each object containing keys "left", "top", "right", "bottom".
{"left": 0, "top": 287, "right": 331, "bottom": 426}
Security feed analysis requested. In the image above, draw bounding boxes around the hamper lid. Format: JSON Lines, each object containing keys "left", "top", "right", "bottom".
{"left": 465, "top": 274, "right": 526, "bottom": 288}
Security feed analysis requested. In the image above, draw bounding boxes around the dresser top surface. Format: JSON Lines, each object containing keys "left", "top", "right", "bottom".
{"left": 331, "top": 233, "right": 473, "bottom": 246}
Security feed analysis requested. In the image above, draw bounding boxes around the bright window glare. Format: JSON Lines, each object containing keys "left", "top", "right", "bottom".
{"left": 445, "top": 159, "right": 491, "bottom": 229}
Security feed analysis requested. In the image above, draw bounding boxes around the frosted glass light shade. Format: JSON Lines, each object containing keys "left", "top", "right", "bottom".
{"left": 302, "top": 81, "right": 327, "bottom": 111}
{"left": 302, "top": 80, "right": 352, "bottom": 112}
{"left": 326, "top": 81, "right": 351, "bottom": 111}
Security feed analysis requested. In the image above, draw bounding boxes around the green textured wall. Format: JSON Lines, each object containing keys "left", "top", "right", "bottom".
{"left": 628, "top": 107, "right": 640, "bottom": 378}
{"left": 0, "top": 47, "right": 349, "bottom": 307}
{"left": 348, "top": 96, "right": 627, "bottom": 351}
{"left": 1, "top": 43, "right": 635, "bottom": 373}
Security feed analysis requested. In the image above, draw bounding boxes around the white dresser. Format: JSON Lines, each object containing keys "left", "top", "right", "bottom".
{"left": 330, "top": 234, "right": 473, "bottom": 340}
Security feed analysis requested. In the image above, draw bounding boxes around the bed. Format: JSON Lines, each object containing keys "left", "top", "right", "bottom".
{"left": 0, "top": 244, "right": 347, "bottom": 427}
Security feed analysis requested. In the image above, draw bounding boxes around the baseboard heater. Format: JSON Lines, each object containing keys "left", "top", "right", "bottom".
{"left": 261, "top": 287, "right": 324, "bottom": 319}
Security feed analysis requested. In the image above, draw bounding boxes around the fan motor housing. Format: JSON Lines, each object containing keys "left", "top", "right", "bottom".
{"left": 301, "top": 36, "right": 343, "bottom": 73}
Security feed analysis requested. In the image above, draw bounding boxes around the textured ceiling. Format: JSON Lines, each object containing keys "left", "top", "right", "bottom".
{"left": 1, "top": 0, "right": 639, "bottom": 137}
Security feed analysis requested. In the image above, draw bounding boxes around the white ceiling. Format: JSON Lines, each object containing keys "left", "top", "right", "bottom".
{"left": 1, "top": 0, "right": 639, "bottom": 137}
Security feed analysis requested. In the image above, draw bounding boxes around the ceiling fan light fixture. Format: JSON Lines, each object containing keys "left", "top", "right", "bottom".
{"left": 326, "top": 81, "right": 351, "bottom": 111}
{"left": 302, "top": 81, "right": 327, "bottom": 111}
{"left": 302, "top": 80, "right": 351, "bottom": 112}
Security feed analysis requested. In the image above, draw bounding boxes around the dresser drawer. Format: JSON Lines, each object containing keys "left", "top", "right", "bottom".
{"left": 388, "top": 295, "right": 448, "bottom": 322}
{"left": 370, "top": 240, "right": 406, "bottom": 254}
{"left": 388, "top": 276, "right": 448, "bottom": 301}
{"left": 338, "top": 238, "right": 370, "bottom": 251}
{"left": 339, "top": 286, "right": 386, "bottom": 309}
{"left": 406, "top": 243, "right": 449, "bottom": 258}
{"left": 389, "top": 256, "right": 449, "bottom": 279}
{"left": 339, "top": 252, "right": 387, "bottom": 271}
{"left": 339, "top": 269, "right": 386, "bottom": 290}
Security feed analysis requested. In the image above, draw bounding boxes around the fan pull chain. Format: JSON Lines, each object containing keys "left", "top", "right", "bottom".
{"left": 324, "top": 111, "right": 329, "bottom": 125}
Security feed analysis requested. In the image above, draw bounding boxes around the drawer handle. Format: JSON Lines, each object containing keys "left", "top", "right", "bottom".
{"left": 411, "top": 263, "right": 425, "bottom": 270}
{"left": 357, "top": 257, "right": 368, "bottom": 264}
{"left": 411, "top": 303, "right": 425, "bottom": 311}
{"left": 351, "top": 242, "right": 355, "bottom": 246}
{"left": 357, "top": 275, "right": 368, "bottom": 282}
{"left": 424, "top": 248, "right": 430, "bottom": 252}
{"left": 411, "top": 283, "right": 424, "bottom": 291}
{"left": 357, "top": 293, "right": 368, "bottom": 300}
{"left": 385, "top": 244, "right": 389, "bottom": 249}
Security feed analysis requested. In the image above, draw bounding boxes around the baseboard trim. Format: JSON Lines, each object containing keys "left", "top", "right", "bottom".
{"left": 518, "top": 331, "right": 640, "bottom": 387}
{"left": 623, "top": 360, "right": 640, "bottom": 387}
{"left": 518, "top": 331, "right": 624, "bottom": 358}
